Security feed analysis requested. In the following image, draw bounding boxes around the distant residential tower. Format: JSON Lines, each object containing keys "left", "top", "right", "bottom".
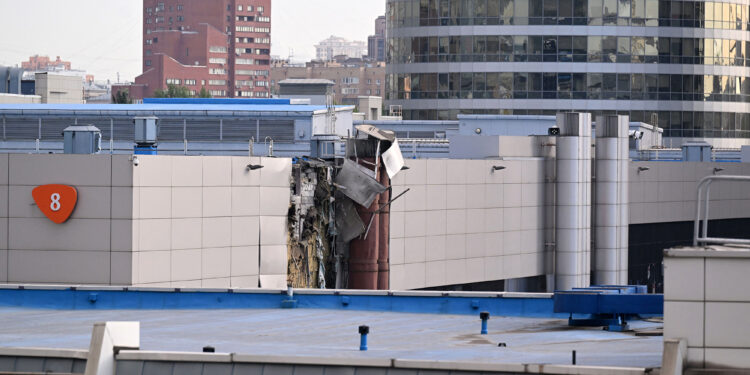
{"left": 125, "top": 0, "right": 272, "bottom": 99}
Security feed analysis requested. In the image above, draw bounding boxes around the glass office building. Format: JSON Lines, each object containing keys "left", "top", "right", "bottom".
{"left": 385, "top": 0, "right": 750, "bottom": 140}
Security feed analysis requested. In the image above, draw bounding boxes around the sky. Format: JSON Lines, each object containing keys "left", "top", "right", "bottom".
{"left": 0, "top": 0, "right": 385, "bottom": 83}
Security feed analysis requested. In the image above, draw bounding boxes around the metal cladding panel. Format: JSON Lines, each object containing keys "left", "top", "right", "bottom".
{"left": 186, "top": 119, "right": 221, "bottom": 141}
{"left": 3, "top": 118, "right": 39, "bottom": 140}
{"left": 258, "top": 120, "right": 295, "bottom": 143}
{"left": 40, "top": 118, "right": 73, "bottom": 140}
{"left": 157, "top": 119, "right": 185, "bottom": 141}
{"left": 143, "top": 98, "right": 291, "bottom": 105}
{"left": 222, "top": 119, "right": 259, "bottom": 142}
{"left": 112, "top": 119, "right": 135, "bottom": 140}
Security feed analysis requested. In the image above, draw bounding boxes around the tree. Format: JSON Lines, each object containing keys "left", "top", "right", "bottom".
{"left": 153, "top": 84, "right": 193, "bottom": 98}
{"left": 112, "top": 89, "right": 132, "bottom": 104}
{"left": 198, "top": 86, "right": 212, "bottom": 98}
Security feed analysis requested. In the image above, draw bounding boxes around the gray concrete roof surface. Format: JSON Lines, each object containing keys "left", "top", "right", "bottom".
{"left": 0, "top": 308, "right": 662, "bottom": 368}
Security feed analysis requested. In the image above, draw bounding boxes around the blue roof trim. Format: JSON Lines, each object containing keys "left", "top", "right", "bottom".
{"left": 143, "top": 98, "right": 291, "bottom": 105}
{"left": 0, "top": 104, "right": 336, "bottom": 112}
{"left": 0, "top": 288, "right": 562, "bottom": 318}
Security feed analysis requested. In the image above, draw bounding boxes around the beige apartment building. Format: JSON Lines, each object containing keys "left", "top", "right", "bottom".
{"left": 270, "top": 59, "right": 385, "bottom": 106}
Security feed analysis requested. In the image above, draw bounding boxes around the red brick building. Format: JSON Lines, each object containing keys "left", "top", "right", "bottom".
{"left": 21, "top": 56, "right": 72, "bottom": 71}
{"left": 118, "top": 0, "right": 271, "bottom": 100}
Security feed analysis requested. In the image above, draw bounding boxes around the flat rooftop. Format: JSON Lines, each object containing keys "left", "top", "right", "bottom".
{"left": 0, "top": 288, "right": 663, "bottom": 370}
{"left": 0, "top": 308, "right": 662, "bottom": 368}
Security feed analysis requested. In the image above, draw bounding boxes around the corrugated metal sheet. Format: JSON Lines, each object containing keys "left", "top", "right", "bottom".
{"left": 1, "top": 116, "right": 296, "bottom": 143}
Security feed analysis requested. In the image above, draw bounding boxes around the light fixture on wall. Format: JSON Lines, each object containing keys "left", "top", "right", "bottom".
{"left": 246, "top": 164, "right": 264, "bottom": 171}
{"left": 492, "top": 165, "right": 506, "bottom": 172}
{"left": 713, "top": 167, "right": 724, "bottom": 174}
{"left": 637, "top": 166, "right": 650, "bottom": 174}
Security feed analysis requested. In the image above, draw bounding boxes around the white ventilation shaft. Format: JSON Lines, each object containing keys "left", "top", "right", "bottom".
{"left": 555, "top": 112, "right": 592, "bottom": 290}
{"left": 594, "top": 115, "right": 629, "bottom": 285}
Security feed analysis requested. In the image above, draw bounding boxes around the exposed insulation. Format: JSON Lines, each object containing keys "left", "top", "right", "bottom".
{"left": 287, "top": 164, "right": 336, "bottom": 288}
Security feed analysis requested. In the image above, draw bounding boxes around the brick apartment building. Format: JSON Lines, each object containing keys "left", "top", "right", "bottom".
{"left": 117, "top": 0, "right": 271, "bottom": 100}
{"left": 270, "top": 58, "right": 385, "bottom": 106}
{"left": 21, "top": 56, "right": 72, "bottom": 71}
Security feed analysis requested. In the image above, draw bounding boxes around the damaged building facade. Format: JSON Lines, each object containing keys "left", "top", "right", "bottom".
{"left": 0, "top": 100, "right": 749, "bottom": 291}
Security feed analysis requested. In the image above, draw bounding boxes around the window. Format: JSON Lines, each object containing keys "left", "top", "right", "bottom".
{"left": 166, "top": 78, "right": 181, "bottom": 85}
{"left": 255, "top": 80, "right": 268, "bottom": 87}
{"left": 185, "top": 79, "right": 197, "bottom": 86}
{"left": 258, "top": 16, "right": 270, "bottom": 22}
{"left": 177, "top": 16, "right": 184, "bottom": 21}
{"left": 236, "top": 58, "right": 254, "bottom": 64}
{"left": 145, "top": 50, "right": 152, "bottom": 55}
{"left": 342, "top": 77, "right": 360, "bottom": 84}
{"left": 209, "top": 68, "right": 227, "bottom": 75}
{"left": 145, "top": 60, "right": 152, "bottom": 66}
{"left": 238, "top": 5, "right": 243, "bottom": 11}
{"left": 209, "top": 57, "right": 227, "bottom": 64}
{"left": 156, "top": 2, "right": 165, "bottom": 11}
{"left": 209, "top": 80, "right": 226, "bottom": 85}
{"left": 247, "top": 5, "right": 253, "bottom": 11}
{"left": 146, "top": 18, "right": 152, "bottom": 24}
{"left": 342, "top": 88, "right": 359, "bottom": 94}
{"left": 210, "top": 90, "right": 226, "bottom": 96}
{"left": 376, "top": 79, "right": 381, "bottom": 85}
{"left": 236, "top": 69, "right": 269, "bottom": 76}
{"left": 257, "top": 6, "right": 264, "bottom": 12}
{"left": 177, "top": 4, "right": 183, "bottom": 11}
{"left": 145, "top": 39, "right": 152, "bottom": 45}
{"left": 209, "top": 46, "right": 227, "bottom": 53}
{"left": 368, "top": 79, "right": 372, "bottom": 84}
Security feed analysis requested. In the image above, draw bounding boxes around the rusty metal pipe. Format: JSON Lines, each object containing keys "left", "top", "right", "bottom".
{"left": 348, "top": 158, "right": 380, "bottom": 289}
{"left": 377, "top": 164, "right": 390, "bottom": 290}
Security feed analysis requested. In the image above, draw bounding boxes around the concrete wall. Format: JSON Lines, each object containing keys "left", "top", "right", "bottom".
{"left": 390, "top": 158, "right": 550, "bottom": 289}
{"left": 629, "top": 162, "right": 750, "bottom": 224}
{"left": 664, "top": 247, "right": 750, "bottom": 369}
{"left": 0, "top": 154, "right": 290, "bottom": 288}
{"left": 35, "top": 73, "right": 83, "bottom": 104}
{"left": 131, "top": 155, "right": 290, "bottom": 288}
{"left": 0, "top": 93, "right": 41, "bottom": 104}
{"left": 0, "top": 154, "right": 133, "bottom": 284}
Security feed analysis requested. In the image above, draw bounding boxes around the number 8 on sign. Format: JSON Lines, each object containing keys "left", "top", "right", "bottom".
{"left": 32, "top": 184, "right": 78, "bottom": 224}
{"left": 50, "top": 193, "right": 61, "bottom": 211}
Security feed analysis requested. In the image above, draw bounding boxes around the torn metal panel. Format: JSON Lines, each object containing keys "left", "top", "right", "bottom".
{"left": 382, "top": 139, "right": 405, "bottom": 179}
{"left": 334, "top": 194, "right": 365, "bottom": 242}
{"left": 355, "top": 124, "right": 396, "bottom": 142}
{"left": 335, "top": 159, "right": 386, "bottom": 207}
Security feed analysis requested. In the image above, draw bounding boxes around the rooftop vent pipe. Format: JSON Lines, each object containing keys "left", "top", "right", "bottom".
{"left": 554, "top": 113, "right": 592, "bottom": 290}
{"left": 594, "top": 115, "right": 629, "bottom": 285}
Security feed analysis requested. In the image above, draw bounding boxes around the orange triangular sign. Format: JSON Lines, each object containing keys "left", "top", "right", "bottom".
{"left": 32, "top": 184, "right": 78, "bottom": 224}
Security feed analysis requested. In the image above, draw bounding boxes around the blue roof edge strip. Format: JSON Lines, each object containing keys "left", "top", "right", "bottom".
{"left": 142, "top": 98, "right": 291, "bottom": 105}
{"left": 0, "top": 288, "right": 565, "bottom": 318}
